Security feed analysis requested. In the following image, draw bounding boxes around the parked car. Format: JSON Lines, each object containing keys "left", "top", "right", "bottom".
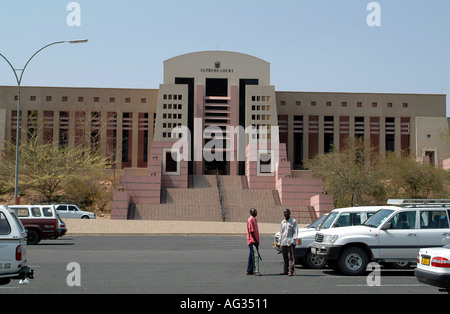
{"left": 55, "top": 204, "right": 96, "bottom": 219}
{"left": 276, "top": 207, "right": 378, "bottom": 268}
{"left": 0, "top": 205, "right": 34, "bottom": 285}
{"left": 415, "top": 244, "right": 450, "bottom": 293}
{"left": 8, "top": 205, "right": 64, "bottom": 245}
{"left": 310, "top": 199, "right": 450, "bottom": 275}
{"left": 56, "top": 215, "right": 67, "bottom": 238}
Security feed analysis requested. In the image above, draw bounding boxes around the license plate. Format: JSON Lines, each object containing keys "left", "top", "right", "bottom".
{"left": 421, "top": 257, "right": 430, "bottom": 266}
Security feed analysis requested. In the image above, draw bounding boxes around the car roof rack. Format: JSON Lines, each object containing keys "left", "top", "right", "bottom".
{"left": 387, "top": 199, "right": 450, "bottom": 206}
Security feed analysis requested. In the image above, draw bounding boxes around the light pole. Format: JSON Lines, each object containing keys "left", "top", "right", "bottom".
{"left": 0, "top": 39, "right": 88, "bottom": 205}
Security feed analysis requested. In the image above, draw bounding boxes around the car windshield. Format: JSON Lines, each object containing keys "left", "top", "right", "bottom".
{"left": 308, "top": 215, "right": 328, "bottom": 229}
{"left": 363, "top": 209, "right": 395, "bottom": 228}
{"left": 318, "top": 212, "right": 339, "bottom": 230}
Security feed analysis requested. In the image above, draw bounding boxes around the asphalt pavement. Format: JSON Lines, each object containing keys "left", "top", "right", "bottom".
{"left": 1, "top": 235, "right": 442, "bottom": 296}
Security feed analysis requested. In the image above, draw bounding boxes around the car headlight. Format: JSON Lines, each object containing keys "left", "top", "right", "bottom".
{"left": 323, "top": 235, "right": 338, "bottom": 244}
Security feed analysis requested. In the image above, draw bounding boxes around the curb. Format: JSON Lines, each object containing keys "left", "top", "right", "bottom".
{"left": 65, "top": 219, "right": 284, "bottom": 236}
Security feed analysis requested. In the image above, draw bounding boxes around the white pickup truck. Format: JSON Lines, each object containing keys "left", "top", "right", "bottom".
{"left": 0, "top": 205, "right": 34, "bottom": 285}
{"left": 310, "top": 199, "right": 450, "bottom": 275}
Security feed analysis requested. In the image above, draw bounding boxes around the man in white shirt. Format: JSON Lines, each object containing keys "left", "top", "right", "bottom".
{"left": 279, "top": 209, "right": 298, "bottom": 276}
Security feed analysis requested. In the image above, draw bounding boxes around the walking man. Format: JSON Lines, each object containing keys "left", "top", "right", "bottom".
{"left": 246, "top": 208, "right": 261, "bottom": 276}
{"left": 279, "top": 209, "right": 298, "bottom": 276}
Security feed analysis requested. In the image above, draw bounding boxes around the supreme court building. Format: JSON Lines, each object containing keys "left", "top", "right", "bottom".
{"left": 1, "top": 51, "right": 449, "bottom": 221}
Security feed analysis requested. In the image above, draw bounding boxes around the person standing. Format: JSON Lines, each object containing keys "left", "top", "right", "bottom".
{"left": 279, "top": 209, "right": 298, "bottom": 276}
{"left": 246, "top": 208, "right": 261, "bottom": 276}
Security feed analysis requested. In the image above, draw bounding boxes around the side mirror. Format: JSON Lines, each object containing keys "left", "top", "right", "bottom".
{"left": 381, "top": 222, "right": 392, "bottom": 230}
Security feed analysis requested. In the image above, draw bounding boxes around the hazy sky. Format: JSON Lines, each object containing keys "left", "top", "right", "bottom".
{"left": 0, "top": 0, "right": 449, "bottom": 116}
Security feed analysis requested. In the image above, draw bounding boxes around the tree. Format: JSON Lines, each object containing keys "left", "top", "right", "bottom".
{"left": 383, "top": 153, "right": 449, "bottom": 199}
{"left": 307, "top": 137, "right": 386, "bottom": 208}
{"left": 0, "top": 137, "right": 110, "bottom": 202}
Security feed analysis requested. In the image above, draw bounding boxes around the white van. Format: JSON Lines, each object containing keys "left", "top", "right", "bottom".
{"left": 0, "top": 205, "right": 34, "bottom": 285}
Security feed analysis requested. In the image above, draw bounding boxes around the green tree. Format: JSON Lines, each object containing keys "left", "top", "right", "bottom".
{"left": 383, "top": 153, "right": 449, "bottom": 199}
{"left": 0, "top": 138, "right": 110, "bottom": 202}
{"left": 307, "top": 137, "right": 386, "bottom": 208}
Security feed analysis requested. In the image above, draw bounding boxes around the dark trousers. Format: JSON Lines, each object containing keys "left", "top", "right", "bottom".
{"left": 247, "top": 243, "right": 260, "bottom": 273}
{"left": 281, "top": 246, "right": 295, "bottom": 274}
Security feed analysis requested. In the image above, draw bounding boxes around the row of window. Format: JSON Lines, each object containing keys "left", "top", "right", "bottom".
{"left": 162, "top": 104, "right": 183, "bottom": 110}
{"left": 280, "top": 100, "right": 409, "bottom": 108}
{"left": 162, "top": 94, "right": 183, "bottom": 101}
{"left": 251, "top": 95, "right": 271, "bottom": 102}
{"left": 15, "top": 95, "right": 149, "bottom": 104}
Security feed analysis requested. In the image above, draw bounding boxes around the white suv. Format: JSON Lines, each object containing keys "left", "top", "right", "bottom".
{"left": 294, "top": 206, "right": 379, "bottom": 268}
{"left": 0, "top": 206, "right": 34, "bottom": 285}
{"left": 310, "top": 199, "right": 450, "bottom": 275}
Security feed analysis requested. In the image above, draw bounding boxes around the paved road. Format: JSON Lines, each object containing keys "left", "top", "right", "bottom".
{"left": 0, "top": 236, "right": 442, "bottom": 295}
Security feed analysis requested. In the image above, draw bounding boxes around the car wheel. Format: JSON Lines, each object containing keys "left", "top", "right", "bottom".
{"left": 305, "top": 251, "right": 326, "bottom": 269}
{"left": 338, "top": 247, "right": 369, "bottom": 276}
{"left": 0, "top": 278, "right": 11, "bottom": 285}
{"left": 81, "top": 216, "right": 90, "bottom": 219}
{"left": 27, "top": 229, "right": 41, "bottom": 245}
{"left": 391, "top": 262, "right": 411, "bottom": 269}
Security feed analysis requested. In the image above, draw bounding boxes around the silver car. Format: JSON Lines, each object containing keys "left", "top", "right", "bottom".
{"left": 56, "top": 204, "right": 96, "bottom": 219}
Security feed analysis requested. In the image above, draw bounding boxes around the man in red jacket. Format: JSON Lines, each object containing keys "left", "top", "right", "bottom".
{"left": 246, "top": 208, "right": 261, "bottom": 276}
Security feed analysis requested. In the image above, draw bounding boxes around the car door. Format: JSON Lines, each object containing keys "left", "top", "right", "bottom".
{"left": 378, "top": 210, "right": 419, "bottom": 261}
{"left": 0, "top": 212, "right": 14, "bottom": 277}
{"left": 419, "top": 210, "right": 450, "bottom": 248}
{"left": 68, "top": 205, "right": 80, "bottom": 218}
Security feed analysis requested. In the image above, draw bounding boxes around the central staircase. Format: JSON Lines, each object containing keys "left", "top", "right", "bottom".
{"left": 134, "top": 175, "right": 316, "bottom": 224}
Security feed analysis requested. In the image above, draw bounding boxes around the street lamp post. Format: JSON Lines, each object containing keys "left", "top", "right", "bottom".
{"left": 0, "top": 39, "right": 88, "bottom": 205}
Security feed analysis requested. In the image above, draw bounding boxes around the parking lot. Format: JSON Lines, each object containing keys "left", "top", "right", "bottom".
{"left": 0, "top": 235, "right": 442, "bottom": 295}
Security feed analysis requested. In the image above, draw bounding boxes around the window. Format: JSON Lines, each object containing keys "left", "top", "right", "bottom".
{"left": 46, "top": 96, "right": 52, "bottom": 102}
{"left": 43, "top": 207, "right": 53, "bottom": 217}
{"left": 403, "top": 103, "right": 408, "bottom": 108}
{"left": 357, "top": 102, "right": 362, "bottom": 107}
{"left": 30, "top": 96, "right": 36, "bottom": 101}
{"left": 341, "top": 102, "right": 347, "bottom": 107}
{"left": 62, "top": 96, "right": 68, "bottom": 102}
{"left": 78, "top": 97, "right": 84, "bottom": 102}
{"left": 334, "top": 213, "right": 362, "bottom": 228}
{"left": 31, "top": 207, "right": 41, "bottom": 217}
{"left": 0, "top": 212, "right": 11, "bottom": 235}
{"left": 206, "top": 78, "right": 228, "bottom": 97}
{"left": 388, "top": 211, "right": 416, "bottom": 229}
{"left": 94, "top": 97, "right": 100, "bottom": 103}
{"left": 311, "top": 101, "right": 316, "bottom": 107}
{"left": 164, "top": 151, "right": 179, "bottom": 174}
{"left": 11, "top": 208, "right": 29, "bottom": 217}
{"left": 372, "top": 102, "right": 377, "bottom": 107}
{"left": 387, "top": 102, "right": 393, "bottom": 108}
{"left": 420, "top": 211, "right": 449, "bottom": 229}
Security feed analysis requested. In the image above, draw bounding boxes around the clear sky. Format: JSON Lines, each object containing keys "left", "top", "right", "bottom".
{"left": 0, "top": 0, "right": 449, "bottom": 116}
